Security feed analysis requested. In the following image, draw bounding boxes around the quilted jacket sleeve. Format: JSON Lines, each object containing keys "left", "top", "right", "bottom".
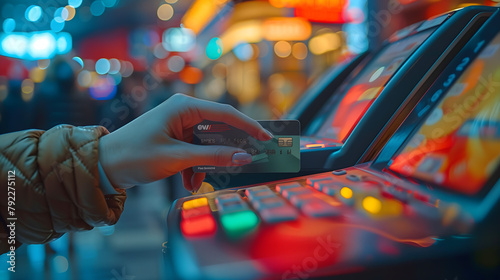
{"left": 0, "top": 125, "right": 127, "bottom": 254}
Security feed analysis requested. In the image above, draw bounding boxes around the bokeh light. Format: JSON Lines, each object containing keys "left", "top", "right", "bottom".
{"left": 95, "top": 58, "right": 111, "bottom": 75}
{"left": 72, "top": 56, "right": 84, "bottom": 69}
{"left": 54, "top": 7, "right": 65, "bottom": 23}
{"left": 102, "top": 0, "right": 118, "bottom": 8}
{"left": 309, "top": 32, "right": 342, "bottom": 55}
{"left": 77, "top": 70, "right": 92, "bottom": 88}
{"left": 62, "top": 6, "right": 76, "bottom": 21}
{"left": 157, "top": 4, "right": 174, "bottom": 21}
{"left": 206, "top": 37, "right": 223, "bottom": 60}
{"left": 233, "top": 43, "right": 253, "bottom": 61}
{"left": 153, "top": 43, "right": 169, "bottom": 59}
{"left": 53, "top": 256, "right": 69, "bottom": 273}
{"left": 25, "top": 5, "right": 42, "bottom": 22}
{"left": 292, "top": 42, "right": 308, "bottom": 60}
{"left": 165, "top": 0, "right": 178, "bottom": 4}
{"left": 274, "top": 41, "right": 291, "bottom": 58}
{"left": 108, "top": 58, "right": 121, "bottom": 74}
{"left": 179, "top": 66, "right": 203, "bottom": 84}
{"left": 68, "top": 0, "right": 83, "bottom": 9}
{"left": 38, "top": 59, "right": 51, "bottom": 69}
{"left": 50, "top": 19, "right": 65, "bottom": 32}
{"left": 90, "top": 1, "right": 105, "bottom": 16}
{"left": 21, "top": 79, "right": 35, "bottom": 102}
{"left": 89, "top": 75, "right": 117, "bottom": 100}
{"left": 3, "top": 18, "right": 15, "bottom": 33}
{"left": 120, "top": 61, "right": 134, "bottom": 77}
{"left": 167, "top": 55, "right": 185, "bottom": 72}
{"left": 30, "top": 67, "right": 46, "bottom": 83}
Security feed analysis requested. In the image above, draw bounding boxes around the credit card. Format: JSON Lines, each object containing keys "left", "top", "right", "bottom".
{"left": 193, "top": 120, "right": 300, "bottom": 173}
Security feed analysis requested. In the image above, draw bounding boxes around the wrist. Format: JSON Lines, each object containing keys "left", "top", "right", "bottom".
{"left": 98, "top": 133, "right": 135, "bottom": 189}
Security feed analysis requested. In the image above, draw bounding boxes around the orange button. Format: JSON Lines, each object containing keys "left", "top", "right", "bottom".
{"left": 182, "top": 197, "right": 208, "bottom": 210}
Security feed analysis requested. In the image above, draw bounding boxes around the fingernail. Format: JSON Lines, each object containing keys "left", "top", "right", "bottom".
{"left": 264, "top": 129, "right": 274, "bottom": 140}
{"left": 232, "top": 152, "right": 252, "bottom": 165}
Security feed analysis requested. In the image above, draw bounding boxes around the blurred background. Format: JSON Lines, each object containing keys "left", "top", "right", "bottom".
{"left": 0, "top": 0, "right": 499, "bottom": 279}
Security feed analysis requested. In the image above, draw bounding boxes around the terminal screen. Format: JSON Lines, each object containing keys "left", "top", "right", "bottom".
{"left": 389, "top": 33, "right": 500, "bottom": 195}
{"left": 313, "top": 29, "right": 434, "bottom": 142}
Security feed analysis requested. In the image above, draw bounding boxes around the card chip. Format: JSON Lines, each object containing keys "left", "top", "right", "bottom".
{"left": 278, "top": 137, "right": 293, "bottom": 147}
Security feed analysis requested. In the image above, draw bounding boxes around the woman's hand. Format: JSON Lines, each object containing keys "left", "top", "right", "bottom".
{"left": 98, "top": 93, "right": 272, "bottom": 192}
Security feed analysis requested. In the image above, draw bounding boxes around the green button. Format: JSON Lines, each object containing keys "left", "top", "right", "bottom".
{"left": 220, "top": 210, "right": 259, "bottom": 239}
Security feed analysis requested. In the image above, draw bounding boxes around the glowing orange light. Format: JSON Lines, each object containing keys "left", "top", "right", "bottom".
{"left": 305, "top": 144, "right": 325, "bottom": 149}
{"left": 179, "top": 66, "right": 204, "bottom": 84}
{"left": 340, "top": 187, "right": 353, "bottom": 199}
{"left": 262, "top": 17, "right": 311, "bottom": 41}
{"left": 362, "top": 196, "right": 382, "bottom": 214}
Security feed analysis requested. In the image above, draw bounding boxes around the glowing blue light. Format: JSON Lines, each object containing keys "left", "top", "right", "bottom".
{"left": 3, "top": 18, "right": 15, "bottom": 33}
{"left": 50, "top": 19, "right": 65, "bottom": 32}
{"left": 90, "top": 1, "right": 105, "bottom": 16}
{"left": 57, "top": 32, "right": 72, "bottom": 54}
{"left": 95, "top": 58, "right": 111, "bottom": 75}
{"left": 1, "top": 34, "right": 28, "bottom": 58}
{"left": 68, "top": 0, "right": 83, "bottom": 8}
{"left": 162, "top": 28, "right": 196, "bottom": 52}
{"left": 72, "top": 56, "right": 84, "bottom": 69}
{"left": 54, "top": 7, "right": 65, "bottom": 23}
{"left": 206, "top": 37, "right": 223, "bottom": 60}
{"left": 233, "top": 42, "right": 253, "bottom": 61}
{"left": 29, "top": 33, "right": 57, "bottom": 59}
{"left": 26, "top": 5, "right": 42, "bottom": 22}
{"left": 0, "top": 31, "right": 72, "bottom": 60}
{"left": 102, "top": 0, "right": 118, "bottom": 8}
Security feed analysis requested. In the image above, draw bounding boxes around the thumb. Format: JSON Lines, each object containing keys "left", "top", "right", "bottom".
{"left": 186, "top": 144, "right": 253, "bottom": 167}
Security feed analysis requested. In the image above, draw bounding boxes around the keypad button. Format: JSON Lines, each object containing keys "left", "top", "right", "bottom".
{"left": 181, "top": 205, "right": 211, "bottom": 219}
{"left": 183, "top": 197, "right": 209, "bottom": 210}
{"left": 282, "top": 187, "right": 313, "bottom": 200}
{"left": 246, "top": 189, "right": 276, "bottom": 200}
{"left": 289, "top": 193, "right": 317, "bottom": 208}
{"left": 301, "top": 200, "right": 341, "bottom": 218}
{"left": 217, "top": 200, "right": 248, "bottom": 213}
{"left": 220, "top": 210, "right": 259, "bottom": 238}
{"left": 322, "top": 185, "right": 338, "bottom": 196}
{"left": 276, "top": 182, "right": 302, "bottom": 194}
{"left": 252, "top": 197, "right": 286, "bottom": 210}
{"left": 244, "top": 186, "right": 271, "bottom": 197}
{"left": 216, "top": 193, "right": 241, "bottom": 203}
{"left": 313, "top": 180, "right": 339, "bottom": 192}
{"left": 332, "top": 170, "right": 347, "bottom": 176}
{"left": 306, "top": 176, "right": 332, "bottom": 187}
{"left": 260, "top": 206, "right": 299, "bottom": 223}
{"left": 181, "top": 214, "right": 216, "bottom": 237}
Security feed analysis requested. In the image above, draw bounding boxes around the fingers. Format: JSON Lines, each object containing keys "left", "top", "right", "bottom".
{"left": 182, "top": 143, "right": 253, "bottom": 168}
{"left": 181, "top": 168, "right": 205, "bottom": 192}
{"left": 173, "top": 94, "right": 273, "bottom": 141}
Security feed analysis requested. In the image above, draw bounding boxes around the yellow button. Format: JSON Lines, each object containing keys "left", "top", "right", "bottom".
{"left": 183, "top": 197, "right": 208, "bottom": 210}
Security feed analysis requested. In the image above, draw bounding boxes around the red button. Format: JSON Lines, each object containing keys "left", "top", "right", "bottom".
{"left": 181, "top": 214, "right": 216, "bottom": 237}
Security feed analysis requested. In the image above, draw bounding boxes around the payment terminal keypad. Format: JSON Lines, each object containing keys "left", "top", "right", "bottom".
{"left": 177, "top": 168, "right": 445, "bottom": 241}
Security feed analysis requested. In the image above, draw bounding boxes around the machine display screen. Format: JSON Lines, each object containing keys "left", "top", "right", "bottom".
{"left": 389, "top": 32, "right": 500, "bottom": 195}
{"left": 312, "top": 29, "right": 435, "bottom": 142}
